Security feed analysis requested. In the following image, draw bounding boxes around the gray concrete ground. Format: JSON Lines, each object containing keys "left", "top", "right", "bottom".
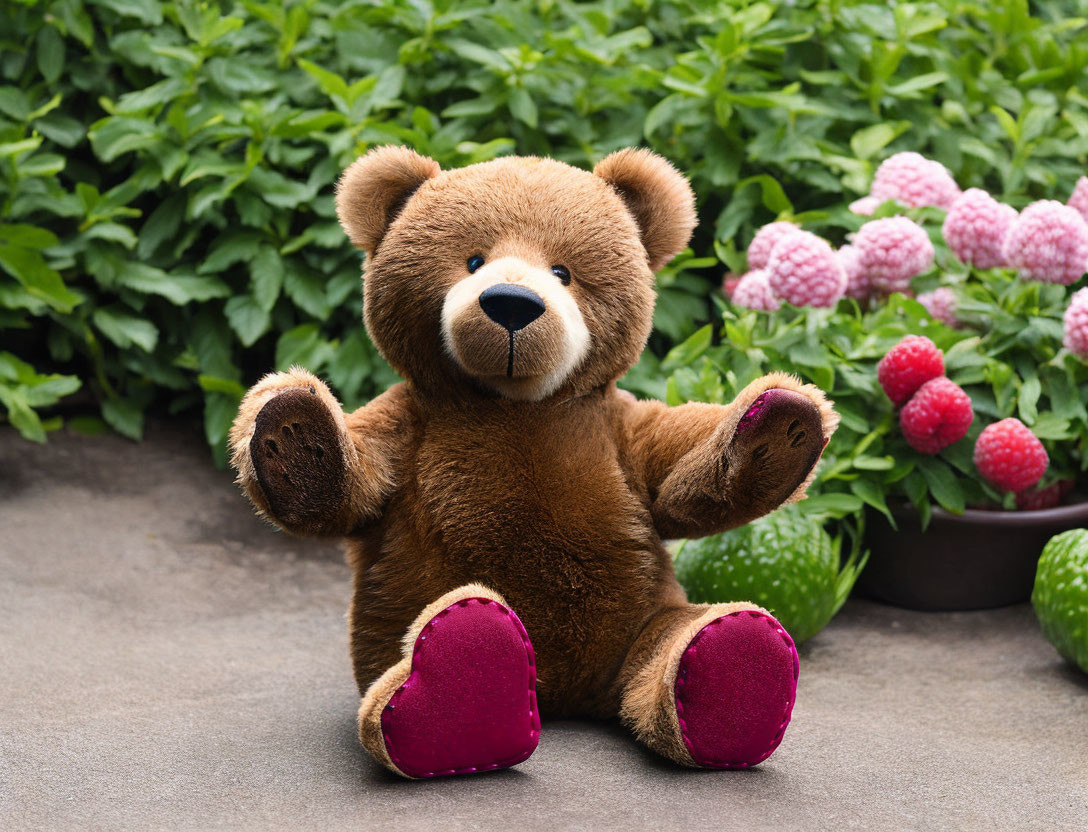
{"left": 1, "top": 423, "right": 1086, "bottom": 831}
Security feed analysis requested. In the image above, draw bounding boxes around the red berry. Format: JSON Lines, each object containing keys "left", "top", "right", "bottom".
{"left": 899, "top": 376, "right": 973, "bottom": 454}
{"left": 1015, "top": 479, "right": 1073, "bottom": 511}
{"left": 878, "top": 335, "right": 945, "bottom": 406}
{"left": 974, "top": 418, "right": 1049, "bottom": 493}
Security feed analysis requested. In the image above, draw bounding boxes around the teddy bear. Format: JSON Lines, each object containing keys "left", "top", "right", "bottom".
{"left": 229, "top": 145, "right": 838, "bottom": 778}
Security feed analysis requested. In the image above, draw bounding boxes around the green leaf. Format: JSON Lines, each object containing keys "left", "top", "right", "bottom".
{"left": 102, "top": 396, "right": 144, "bottom": 441}
{"left": 198, "top": 375, "right": 246, "bottom": 397}
{"left": 508, "top": 87, "right": 538, "bottom": 127}
{"left": 283, "top": 263, "right": 330, "bottom": 319}
{"left": 118, "top": 263, "right": 230, "bottom": 304}
{"left": 734, "top": 174, "right": 793, "bottom": 215}
{"left": 1017, "top": 374, "right": 1041, "bottom": 425}
{"left": 297, "top": 59, "right": 350, "bottom": 101}
{"left": 224, "top": 294, "right": 271, "bottom": 347}
{"left": 251, "top": 245, "right": 284, "bottom": 312}
{"left": 445, "top": 40, "right": 509, "bottom": 71}
{"left": 916, "top": 457, "right": 965, "bottom": 514}
{"left": 116, "top": 78, "right": 188, "bottom": 113}
{"left": 137, "top": 193, "right": 185, "bottom": 257}
{"left": 0, "top": 87, "right": 29, "bottom": 121}
{"left": 0, "top": 224, "right": 59, "bottom": 249}
{"left": 36, "top": 27, "right": 65, "bottom": 84}
{"left": 275, "top": 324, "right": 334, "bottom": 371}
{"left": 93, "top": 306, "right": 159, "bottom": 352}
{"left": 0, "top": 245, "right": 80, "bottom": 311}
{"left": 35, "top": 113, "right": 84, "bottom": 147}
{"left": 800, "top": 493, "right": 865, "bottom": 516}
{"left": 91, "top": 0, "right": 164, "bottom": 24}
{"left": 88, "top": 117, "right": 161, "bottom": 162}
{"left": 850, "top": 122, "right": 910, "bottom": 160}
{"left": 662, "top": 325, "right": 713, "bottom": 371}
{"left": 199, "top": 231, "right": 262, "bottom": 275}
{"left": 84, "top": 222, "right": 138, "bottom": 249}
{"left": 885, "top": 72, "right": 949, "bottom": 96}
{"left": 0, "top": 389, "right": 46, "bottom": 442}
{"left": 851, "top": 478, "right": 893, "bottom": 522}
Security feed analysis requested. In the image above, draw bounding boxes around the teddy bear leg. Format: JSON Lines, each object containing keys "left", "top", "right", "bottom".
{"left": 618, "top": 602, "right": 798, "bottom": 769}
{"left": 357, "top": 584, "right": 540, "bottom": 779}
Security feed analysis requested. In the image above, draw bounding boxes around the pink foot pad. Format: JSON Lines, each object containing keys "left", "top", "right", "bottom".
{"left": 381, "top": 598, "right": 540, "bottom": 778}
{"left": 737, "top": 388, "right": 808, "bottom": 433}
{"left": 674, "top": 610, "right": 799, "bottom": 769}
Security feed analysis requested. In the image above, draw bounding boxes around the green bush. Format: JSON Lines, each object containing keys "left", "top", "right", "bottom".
{"left": 3, "top": 0, "right": 1088, "bottom": 464}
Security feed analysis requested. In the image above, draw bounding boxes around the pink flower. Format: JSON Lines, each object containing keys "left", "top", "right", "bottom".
{"left": 766, "top": 230, "right": 847, "bottom": 308}
{"left": 1064, "top": 287, "right": 1088, "bottom": 360}
{"left": 941, "top": 188, "right": 1018, "bottom": 269}
{"left": 918, "top": 287, "right": 957, "bottom": 327}
{"left": 871, "top": 152, "right": 961, "bottom": 209}
{"left": 1069, "top": 176, "right": 1088, "bottom": 223}
{"left": 849, "top": 196, "right": 881, "bottom": 216}
{"left": 853, "top": 217, "right": 935, "bottom": 295}
{"left": 747, "top": 221, "right": 802, "bottom": 270}
{"left": 731, "top": 270, "right": 781, "bottom": 311}
{"left": 838, "top": 244, "right": 871, "bottom": 299}
{"left": 1002, "top": 200, "right": 1088, "bottom": 285}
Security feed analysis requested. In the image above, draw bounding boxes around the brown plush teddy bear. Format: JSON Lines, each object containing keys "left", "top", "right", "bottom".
{"left": 230, "top": 146, "right": 837, "bottom": 779}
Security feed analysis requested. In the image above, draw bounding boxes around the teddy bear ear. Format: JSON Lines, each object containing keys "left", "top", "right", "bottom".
{"left": 335, "top": 146, "right": 441, "bottom": 253}
{"left": 593, "top": 148, "right": 697, "bottom": 272}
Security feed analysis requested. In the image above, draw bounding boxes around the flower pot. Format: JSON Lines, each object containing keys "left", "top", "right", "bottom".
{"left": 859, "top": 499, "right": 1088, "bottom": 611}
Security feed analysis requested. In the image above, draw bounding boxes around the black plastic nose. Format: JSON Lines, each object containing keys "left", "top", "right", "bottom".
{"left": 478, "top": 284, "right": 546, "bottom": 331}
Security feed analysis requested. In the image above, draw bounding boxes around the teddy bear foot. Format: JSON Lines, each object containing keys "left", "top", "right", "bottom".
{"left": 674, "top": 609, "right": 798, "bottom": 769}
{"left": 359, "top": 587, "right": 540, "bottom": 778}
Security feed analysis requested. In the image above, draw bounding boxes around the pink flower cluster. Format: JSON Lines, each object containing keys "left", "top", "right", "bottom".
{"left": 1003, "top": 200, "right": 1088, "bottom": 285}
{"left": 853, "top": 217, "right": 935, "bottom": 295}
{"left": 734, "top": 155, "right": 1088, "bottom": 346}
{"left": 847, "top": 153, "right": 1088, "bottom": 286}
{"left": 733, "top": 225, "right": 846, "bottom": 310}
{"left": 942, "top": 189, "right": 1017, "bottom": 269}
{"left": 868, "top": 152, "right": 962, "bottom": 211}
{"left": 735, "top": 216, "right": 934, "bottom": 312}
{"left": 1065, "top": 288, "right": 1088, "bottom": 360}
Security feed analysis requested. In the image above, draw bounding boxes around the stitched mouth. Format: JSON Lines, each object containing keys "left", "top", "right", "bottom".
{"left": 506, "top": 331, "right": 515, "bottom": 378}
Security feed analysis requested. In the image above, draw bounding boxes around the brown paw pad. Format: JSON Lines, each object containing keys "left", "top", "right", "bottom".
{"left": 251, "top": 388, "right": 346, "bottom": 527}
{"left": 731, "top": 389, "right": 826, "bottom": 500}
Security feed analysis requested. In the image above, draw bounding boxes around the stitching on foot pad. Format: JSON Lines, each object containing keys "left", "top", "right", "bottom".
{"left": 381, "top": 597, "right": 539, "bottom": 778}
{"left": 673, "top": 611, "right": 798, "bottom": 769}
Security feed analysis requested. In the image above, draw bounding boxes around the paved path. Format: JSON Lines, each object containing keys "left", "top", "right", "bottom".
{"left": 1, "top": 424, "right": 1086, "bottom": 831}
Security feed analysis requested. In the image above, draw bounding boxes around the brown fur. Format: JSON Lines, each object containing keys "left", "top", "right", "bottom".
{"left": 231, "top": 147, "right": 837, "bottom": 775}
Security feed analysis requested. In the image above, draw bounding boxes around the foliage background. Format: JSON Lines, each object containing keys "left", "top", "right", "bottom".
{"left": 3, "top": 0, "right": 1088, "bottom": 467}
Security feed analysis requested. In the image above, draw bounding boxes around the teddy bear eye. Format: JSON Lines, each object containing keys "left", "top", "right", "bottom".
{"left": 551, "top": 265, "right": 571, "bottom": 285}
{"left": 467, "top": 254, "right": 485, "bottom": 273}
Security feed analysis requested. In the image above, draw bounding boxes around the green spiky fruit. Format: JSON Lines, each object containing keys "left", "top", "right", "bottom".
{"left": 1032, "top": 529, "right": 1088, "bottom": 674}
{"left": 673, "top": 507, "right": 866, "bottom": 643}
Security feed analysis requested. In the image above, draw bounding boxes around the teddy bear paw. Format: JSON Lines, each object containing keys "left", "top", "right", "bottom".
{"left": 380, "top": 597, "right": 540, "bottom": 778}
{"left": 729, "top": 388, "right": 827, "bottom": 506}
{"left": 674, "top": 609, "right": 798, "bottom": 769}
{"left": 251, "top": 388, "right": 347, "bottom": 528}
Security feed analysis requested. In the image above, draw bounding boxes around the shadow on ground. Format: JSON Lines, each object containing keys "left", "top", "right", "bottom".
{"left": 1, "top": 424, "right": 1085, "bottom": 831}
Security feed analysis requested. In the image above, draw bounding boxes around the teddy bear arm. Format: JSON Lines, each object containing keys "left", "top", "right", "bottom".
{"left": 230, "top": 370, "right": 411, "bottom": 536}
{"left": 342, "top": 382, "right": 418, "bottom": 520}
{"left": 623, "top": 373, "right": 837, "bottom": 539}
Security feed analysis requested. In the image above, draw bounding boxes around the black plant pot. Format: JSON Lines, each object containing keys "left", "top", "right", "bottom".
{"left": 860, "top": 499, "right": 1088, "bottom": 611}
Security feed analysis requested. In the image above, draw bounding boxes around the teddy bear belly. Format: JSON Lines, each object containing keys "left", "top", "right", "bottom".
{"left": 347, "top": 469, "right": 678, "bottom": 717}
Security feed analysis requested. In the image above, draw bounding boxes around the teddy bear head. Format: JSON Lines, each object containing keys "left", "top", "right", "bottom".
{"left": 335, "top": 146, "right": 696, "bottom": 401}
